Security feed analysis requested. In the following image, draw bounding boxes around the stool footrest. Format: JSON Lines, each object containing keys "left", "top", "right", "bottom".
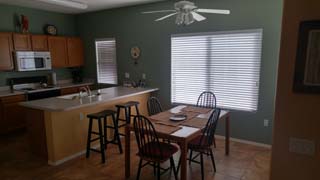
{"left": 105, "top": 125, "right": 116, "bottom": 129}
{"left": 91, "top": 132, "right": 100, "bottom": 135}
{"left": 106, "top": 140, "right": 120, "bottom": 145}
{"left": 90, "top": 137, "right": 102, "bottom": 142}
{"left": 90, "top": 148, "right": 102, "bottom": 153}
{"left": 118, "top": 123, "right": 127, "bottom": 127}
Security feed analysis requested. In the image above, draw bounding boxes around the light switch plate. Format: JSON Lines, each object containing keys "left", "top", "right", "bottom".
{"left": 125, "top": 72, "right": 130, "bottom": 78}
{"left": 142, "top": 73, "right": 146, "bottom": 80}
{"left": 263, "top": 119, "right": 269, "bottom": 127}
{"left": 79, "top": 113, "right": 84, "bottom": 121}
{"left": 289, "top": 137, "right": 315, "bottom": 156}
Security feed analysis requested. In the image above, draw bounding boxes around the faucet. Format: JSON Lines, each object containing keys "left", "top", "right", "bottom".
{"left": 79, "top": 86, "right": 92, "bottom": 98}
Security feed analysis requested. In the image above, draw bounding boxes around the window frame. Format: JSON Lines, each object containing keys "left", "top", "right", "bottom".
{"left": 95, "top": 38, "right": 118, "bottom": 85}
{"left": 170, "top": 29, "right": 263, "bottom": 112}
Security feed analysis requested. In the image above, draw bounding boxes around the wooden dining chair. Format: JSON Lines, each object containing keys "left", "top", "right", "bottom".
{"left": 177, "top": 109, "right": 221, "bottom": 180}
{"left": 147, "top": 96, "right": 163, "bottom": 116}
{"left": 196, "top": 91, "right": 217, "bottom": 147}
{"left": 133, "top": 115, "right": 178, "bottom": 180}
{"left": 197, "top": 91, "right": 217, "bottom": 108}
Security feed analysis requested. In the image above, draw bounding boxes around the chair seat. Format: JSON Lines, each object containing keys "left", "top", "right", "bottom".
{"left": 138, "top": 142, "right": 179, "bottom": 163}
{"left": 87, "top": 110, "right": 116, "bottom": 119}
{"left": 116, "top": 101, "right": 139, "bottom": 108}
{"left": 188, "top": 135, "right": 211, "bottom": 151}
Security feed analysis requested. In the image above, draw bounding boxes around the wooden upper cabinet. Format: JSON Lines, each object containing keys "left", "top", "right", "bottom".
{"left": 0, "top": 32, "right": 14, "bottom": 71}
{"left": 13, "top": 33, "right": 32, "bottom": 51}
{"left": 31, "top": 35, "right": 48, "bottom": 51}
{"left": 67, "top": 37, "right": 84, "bottom": 67}
{"left": 48, "top": 36, "right": 68, "bottom": 68}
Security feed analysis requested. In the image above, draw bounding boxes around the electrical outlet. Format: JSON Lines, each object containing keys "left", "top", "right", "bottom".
{"left": 142, "top": 73, "right": 146, "bottom": 80}
{"left": 289, "top": 137, "right": 315, "bottom": 156}
{"left": 263, "top": 119, "right": 269, "bottom": 127}
{"left": 79, "top": 113, "right": 84, "bottom": 121}
{"left": 125, "top": 72, "right": 130, "bottom": 78}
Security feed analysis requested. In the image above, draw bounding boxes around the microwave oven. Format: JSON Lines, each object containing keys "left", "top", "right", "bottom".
{"left": 14, "top": 51, "right": 52, "bottom": 71}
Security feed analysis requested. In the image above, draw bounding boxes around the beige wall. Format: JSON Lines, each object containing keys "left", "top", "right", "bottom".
{"left": 270, "top": 0, "right": 320, "bottom": 179}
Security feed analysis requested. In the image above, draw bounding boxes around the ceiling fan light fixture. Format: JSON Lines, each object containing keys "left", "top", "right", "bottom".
{"left": 175, "top": 12, "right": 194, "bottom": 26}
{"left": 185, "top": 13, "right": 195, "bottom": 25}
{"left": 175, "top": 13, "right": 184, "bottom": 25}
{"left": 36, "top": 0, "right": 88, "bottom": 9}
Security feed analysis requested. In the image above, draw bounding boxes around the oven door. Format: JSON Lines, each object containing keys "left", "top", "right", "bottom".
{"left": 27, "top": 89, "right": 61, "bottom": 101}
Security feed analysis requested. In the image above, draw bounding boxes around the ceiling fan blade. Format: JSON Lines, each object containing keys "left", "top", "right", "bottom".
{"left": 191, "top": 12, "right": 206, "bottom": 22}
{"left": 196, "top": 9, "right": 230, "bottom": 14}
{"left": 141, "top": 10, "right": 176, "bottom": 14}
{"left": 155, "top": 12, "right": 178, "bottom": 21}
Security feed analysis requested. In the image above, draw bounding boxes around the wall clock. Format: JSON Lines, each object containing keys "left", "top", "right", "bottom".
{"left": 44, "top": 24, "right": 57, "bottom": 36}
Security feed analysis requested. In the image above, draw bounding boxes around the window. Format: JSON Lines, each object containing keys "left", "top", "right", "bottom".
{"left": 95, "top": 38, "right": 118, "bottom": 84}
{"left": 171, "top": 29, "right": 263, "bottom": 111}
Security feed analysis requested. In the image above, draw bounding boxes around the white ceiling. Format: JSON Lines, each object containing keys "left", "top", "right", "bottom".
{"left": 0, "top": 0, "right": 166, "bottom": 14}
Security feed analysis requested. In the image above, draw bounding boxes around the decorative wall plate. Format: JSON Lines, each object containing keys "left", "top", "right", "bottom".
{"left": 130, "top": 46, "right": 141, "bottom": 59}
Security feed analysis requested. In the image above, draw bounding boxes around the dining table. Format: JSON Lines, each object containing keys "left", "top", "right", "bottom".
{"left": 125, "top": 105, "right": 231, "bottom": 180}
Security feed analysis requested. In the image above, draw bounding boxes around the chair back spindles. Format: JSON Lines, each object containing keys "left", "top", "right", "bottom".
{"left": 196, "top": 91, "right": 216, "bottom": 109}
{"left": 199, "top": 109, "right": 221, "bottom": 146}
{"left": 134, "top": 115, "right": 163, "bottom": 160}
{"left": 147, "top": 97, "right": 163, "bottom": 116}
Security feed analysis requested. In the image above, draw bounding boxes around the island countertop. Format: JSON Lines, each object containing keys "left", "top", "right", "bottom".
{"left": 20, "top": 87, "right": 158, "bottom": 112}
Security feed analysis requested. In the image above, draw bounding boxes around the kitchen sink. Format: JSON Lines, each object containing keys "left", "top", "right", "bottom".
{"left": 57, "top": 92, "right": 102, "bottom": 100}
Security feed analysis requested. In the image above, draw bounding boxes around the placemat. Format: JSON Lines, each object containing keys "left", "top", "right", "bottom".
{"left": 181, "top": 106, "right": 212, "bottom": 114}
{"left": 150, "top": 111, "right": 200, "bottom": 127}
{"left": 153, "top": 123, "right": 182, "bottom": 134}
{"left": 182, "top": 117, "right": 208, "bottom": 129}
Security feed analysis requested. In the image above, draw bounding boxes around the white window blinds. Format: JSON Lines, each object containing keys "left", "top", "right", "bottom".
{"left": 171, "top": 29, "right": 263, "bottom": 111}
{"left": 95, "top": 38, "right": 118, "bottom": 84}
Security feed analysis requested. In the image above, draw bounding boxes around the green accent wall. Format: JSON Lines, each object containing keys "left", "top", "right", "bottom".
{"left": 0, "top": 4, "right": 77, "bottom": 86}
{"left": 76, "top": 0, "right": 283, "bottom": 144}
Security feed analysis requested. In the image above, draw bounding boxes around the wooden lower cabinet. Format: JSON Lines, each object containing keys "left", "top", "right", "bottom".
{"left": 0, "top": 95, "right": 27, "bottom": 133}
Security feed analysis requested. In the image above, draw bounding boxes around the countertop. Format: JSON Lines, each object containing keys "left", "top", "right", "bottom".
{"left": 20, "top": 87, "right": 158, "bottom": 112}
{"left": 0, "top": 81, "right": 94, "bottom": 98}
{"left": 57, "top": 82, "right": 94, "bottom": 89}
{"left": 0, "top": 90, "right": 25, "bottom": 98}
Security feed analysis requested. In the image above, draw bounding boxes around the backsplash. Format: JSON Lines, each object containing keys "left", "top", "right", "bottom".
{"left": 0, "top": 68, "right": 72, "bottom": 86}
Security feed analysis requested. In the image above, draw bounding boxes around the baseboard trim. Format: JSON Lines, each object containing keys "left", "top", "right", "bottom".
{"left": 47, "top": 135, "right": 271, "bottom": 166}
{"left": 48, "top": 144, "right": 100, "bottom": 166}
{"left": 215, "top": 135, "right": 272, "bottom": 149}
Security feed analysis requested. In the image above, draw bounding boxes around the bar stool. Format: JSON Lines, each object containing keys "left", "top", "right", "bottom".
{"left": 86, "top": 110, "right": 122, "bottom": 163}
{"left": 115, "top": 101, "right": 140, "bottom": 136}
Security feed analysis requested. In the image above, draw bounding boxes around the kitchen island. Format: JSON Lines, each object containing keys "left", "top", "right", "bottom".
{"left": 20, "top": 87, "right": 158, "bottom": 165}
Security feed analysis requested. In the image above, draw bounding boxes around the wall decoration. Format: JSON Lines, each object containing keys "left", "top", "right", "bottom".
{"left": 130, "top": 46, "right": 141, "bottom": 64}
{"left": 44, "top": 24, "right": 58, "bottom": 35}
{"left": 21, "top": 15, "right": 29, "bottom": 33}
{"left": 293, "top": 20, "right": 320, "bottom": 93}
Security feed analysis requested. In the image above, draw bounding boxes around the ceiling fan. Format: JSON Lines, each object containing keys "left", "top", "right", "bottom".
{"left": 142, "top": 0, "right": 230, "bottom": 25}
